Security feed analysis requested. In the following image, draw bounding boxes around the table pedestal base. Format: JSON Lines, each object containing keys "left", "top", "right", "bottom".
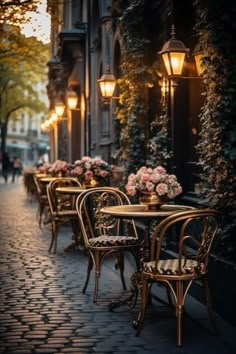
{"left": 108, "top": 271, "right": 141, "bottom": 311}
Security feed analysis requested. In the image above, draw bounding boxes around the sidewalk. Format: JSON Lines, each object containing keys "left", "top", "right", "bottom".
{"left": 0, "top": 178, "right": 235, "bottom": 354}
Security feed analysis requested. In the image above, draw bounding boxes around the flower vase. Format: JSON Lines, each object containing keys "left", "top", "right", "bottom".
{"left": 139, "top": 192, "right": 167, "bottom": 210}
{"left": 82, "top": 177, "right": 103, "bottom": 188}
{"left": 57, "top": 171, "right": 66, "bottom": 177}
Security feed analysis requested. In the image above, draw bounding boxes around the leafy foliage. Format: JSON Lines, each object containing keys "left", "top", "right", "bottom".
{"left": 0, "top": 23, "right": 50, "bottom": 153}
{"left": 0, "top": 0, "right": 39, "bottom": 25}
{"left": 194, "top": 0, "right": 236, "bottom": 261}
{"left": 113, "top": 0, "right": 157, "bottom": 184}
{"left": 147, "top": 105, "right": 170, "bottom": 168}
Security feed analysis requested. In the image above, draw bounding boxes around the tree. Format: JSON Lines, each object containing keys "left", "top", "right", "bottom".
{"left": 0, "top": 23, "right": 50, "bottom": 154}
{"left": 0, "top": 1, "right": 39, "bottom": 25}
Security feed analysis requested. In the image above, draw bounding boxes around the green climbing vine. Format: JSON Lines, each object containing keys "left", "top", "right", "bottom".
{"left": 112, "top": 0, "right": 157, "bottom": 183}
{"left": 194, "top": 0, "right": 236, "bottom": 260}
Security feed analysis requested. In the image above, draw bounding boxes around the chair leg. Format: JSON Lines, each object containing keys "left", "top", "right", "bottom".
{"left": 116, "top": 251, "right": 127, "bottom": 290}
{"left": 93, "top": 252, "right": 104, "bottom": 303}
{"left": 176, "top": 280, "right": 184, "bottom": 347}
{"left": 134, "top": 276, "right": 149, "bottom": 336}
{"left": 48, "top": 221, "right": 58, "bottom": 254}
{"left": 202, "top": 277, "right": 218, "bottom": 333}
{"left": 83, "top": 254, "right": 93, "bottom": 294}
{"left": 39, "top": 201, "right": 44, "bottom": 228}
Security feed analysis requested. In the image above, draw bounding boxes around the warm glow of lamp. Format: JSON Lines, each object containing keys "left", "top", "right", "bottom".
{"left": 54, "top": 101, "right": 65, "bottom": 117}
{"left": 66, "top": 90, "right": 78, "bottom": 109}
{"left": 45, "top": 120, "right": 50, "bottom": 128}
{"left": 41, "top": 122, "right": 46, "bottom": 131}
{"left": 98, "top": 65, "right": 116, "bottom": 99}
{"left": 51, "top": 111, "right": 58, "bottom": 122}
{"left": 159, "top": 25, "right": 189, "bottom": 77}
{"left": 193, "top": 42, "right": 204, "bottom": 76}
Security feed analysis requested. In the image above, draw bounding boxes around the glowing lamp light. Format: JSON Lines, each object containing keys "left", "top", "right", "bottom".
{"left": 51, "top": 111, "right": 58, "bottom": 122}
{"left": 98, "top": 65, "right": 116, "bottom": 99}
{"left": 67, "top": 90, "right": 78, "bottom": 109}
{"left": 159, "top": 25, "right": 189, "bottom": 77}
{"left": 193, "top": 42, "right": 204, "bottom": 76}
{"left": 54, "top": 101, "right": 65, "bottom": 117}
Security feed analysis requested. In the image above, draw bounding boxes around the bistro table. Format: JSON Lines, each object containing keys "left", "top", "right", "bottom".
{"left": 40, "top": 177, "right": 79, "bottom": 201}
{"left": 100, "top": 203, "right": 195, "bottom": 309}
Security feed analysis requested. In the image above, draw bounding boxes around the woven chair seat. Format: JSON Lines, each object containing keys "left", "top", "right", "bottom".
{"left": 143, "top": 259, "right": 204, "bottom": 276}
{"left": 89, "top": 235, "right": 138, "bottom": 247}
{"left": 53, "top": 210, "right": 78, "bottom": 217}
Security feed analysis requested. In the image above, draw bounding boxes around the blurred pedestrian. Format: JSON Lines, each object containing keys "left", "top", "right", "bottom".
{"left": 36, "top": 155, "right": 45, "bottom": 168}
{"left": 12, "top": 156, "right": 22, "bottom": 183}
{"left": 1, "top": 151, "right": 10, "bottom": 183}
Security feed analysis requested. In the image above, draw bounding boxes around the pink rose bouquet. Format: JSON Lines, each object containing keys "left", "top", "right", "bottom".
{"left": 70, "top": 156, "right": 112, "bottom": 181}
{"left": 49, "top": 160, "right": 71, "bottom": 175}
{"left": 38, "top": 162, "right": 52, "bottom": 173}
{"left": 125, "top": 166, "right": 182, "bottom": 199}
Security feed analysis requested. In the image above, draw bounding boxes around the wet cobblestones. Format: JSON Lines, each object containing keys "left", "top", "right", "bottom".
{"left": 0, "top": 179, "right": 235, "bottom": 353}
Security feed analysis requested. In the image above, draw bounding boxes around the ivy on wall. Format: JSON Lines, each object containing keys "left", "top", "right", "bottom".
{"left": 194, "top": 0, "right": 236, "bottom": 259}
{"left": 113, "top": 0, "right": 157, "bottom": 182}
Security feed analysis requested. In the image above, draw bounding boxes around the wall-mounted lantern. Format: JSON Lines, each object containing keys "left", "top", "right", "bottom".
{"left": 54, "top": 101, "right": 65, "bottom": 118}
{"left": 192, "top": 42, "right": 204, "bottom": 76}
{"left": 66, "top": 90, "right": 79, "bottom": 110}
{"left": 98, "top": 65, "right": 117, "bottom": 99}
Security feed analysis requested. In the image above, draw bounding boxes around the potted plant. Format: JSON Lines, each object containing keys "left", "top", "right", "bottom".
{"left": 125, "top": 166, "right": 182, "bottom": 209}
{"left": 70, "top": 156, "right": 112, "bottom": 186}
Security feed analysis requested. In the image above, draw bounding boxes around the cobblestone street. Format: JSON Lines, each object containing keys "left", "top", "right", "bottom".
{"left": 0, "top": 178, "right": 235, "bottom": 354}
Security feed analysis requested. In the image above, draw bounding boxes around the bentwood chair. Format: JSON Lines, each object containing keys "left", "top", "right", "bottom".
{"left": 75, "top": 187, "right": 141, "bottom": 303}
{"left": 33, "top": 174, "right": 50, "bottom": 227}
{"left": 134, "top": 208, "right": 221, "bottom": 347}
{"left": 47, "top": 177, "right": 82, "bottom": 254}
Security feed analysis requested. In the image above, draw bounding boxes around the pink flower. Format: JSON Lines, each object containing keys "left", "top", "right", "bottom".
{"left": 155, "top": 183, "right": 168, "bottom": 195}
{"left": 100, "top": 170, "right": 109, "bottom": 177}
{"left": 85, "top": 170, "right": 93, "bottom": 179}
{"left": 71, "top": 166, "right": 83, "bottom": 175}
{"left": 82, "top": 156, "right": 90, "bottom": 161}
{"left": 155, "top": 166, "right": 166, "bottom": 174}
{"left": 141, "top": 173, "right": 151, "bottom": 183}
{"left": 125, "top": 185, "right": 136, "bottom": 196}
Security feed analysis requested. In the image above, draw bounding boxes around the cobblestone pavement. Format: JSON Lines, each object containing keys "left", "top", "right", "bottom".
{"left": 0, "top": 178, "right": 236, "bottom": 354}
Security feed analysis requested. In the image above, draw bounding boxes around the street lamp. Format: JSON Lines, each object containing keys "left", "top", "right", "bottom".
{"left": 65, "top": 90, "right": 79, "bottom": 163}
{"left": 54, "top": 101, "right": 65, "bottom": 118}
{"left": 192, "top": 42, "right": 204, "bottom": 76}
{"left": 158, "top": 26, "right": 203, "bottom": 172}
{"left": 66, "top": 89, "right": 79, "bottom": 110}
{"left": 98, "top": 65, "right": 117, "bottom": 99}
{"left": 158, "top": 25, "right": 189, "bottom": 78}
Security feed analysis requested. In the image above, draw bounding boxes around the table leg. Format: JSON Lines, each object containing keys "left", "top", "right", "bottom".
{"left": 64, "top": 219, "right": 85, "bottom": 252}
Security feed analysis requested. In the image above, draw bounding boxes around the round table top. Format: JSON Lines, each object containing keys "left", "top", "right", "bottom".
{"left": 56, "top": 186, "right": 86, "bottom": 194}
{"left": 100, "top": 204, "right": 195, "bottom": 219}
{"left": 40, "top": 177, "right": 78, "bottom": 183}
{"left": 35, "top": 173, "right": 48, "bottom": 179}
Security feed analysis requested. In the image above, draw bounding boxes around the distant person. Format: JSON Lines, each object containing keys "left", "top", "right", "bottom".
{"left": 12, "top": 156, "right": 22, "bottom": 183}
{"left": 36, "top": 155, "right": 45, "bottom": 168}
{"left": 1, "top": 151, "right": 10, "bottom": 183}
